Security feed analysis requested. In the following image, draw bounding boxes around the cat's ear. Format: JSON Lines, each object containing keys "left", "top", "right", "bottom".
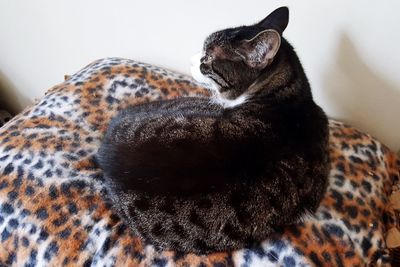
{"left": 258, "top": 6, "right": 289, "bottom": 34}
{"left": 237, "top": 29, "right": 281, "bottom": 69}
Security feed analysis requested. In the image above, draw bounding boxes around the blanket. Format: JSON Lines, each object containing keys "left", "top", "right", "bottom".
{"left": 0, "top": 58, "right": 399, "bottom": 266}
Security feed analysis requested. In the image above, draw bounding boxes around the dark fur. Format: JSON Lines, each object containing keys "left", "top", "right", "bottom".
{"left": 97, "top": 7, "right": 330, "bottom": 254}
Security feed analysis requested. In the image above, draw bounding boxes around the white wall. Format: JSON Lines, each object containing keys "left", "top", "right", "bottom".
{"left": 0, "top": 0, "right": 399, "bottom": 151}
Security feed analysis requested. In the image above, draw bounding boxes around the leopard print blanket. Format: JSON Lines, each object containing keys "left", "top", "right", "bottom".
{"left": 0, "top": 58, "right": 399, "bottom": 266}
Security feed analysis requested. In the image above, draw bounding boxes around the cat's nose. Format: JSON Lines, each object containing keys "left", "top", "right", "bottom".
{"left": 200, "top": 63, "right": 211, "bottom": 74}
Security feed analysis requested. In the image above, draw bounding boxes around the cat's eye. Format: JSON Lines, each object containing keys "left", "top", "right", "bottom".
{"left": 201, "top": 54, "right": 212, "bottom": 63}
{"left": 233, "top": 50, "right": 247, "bottom": 61}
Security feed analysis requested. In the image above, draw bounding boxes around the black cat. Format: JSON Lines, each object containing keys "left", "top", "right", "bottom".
{"left": 97, "top": 7, "right": 330, "bottom": 254}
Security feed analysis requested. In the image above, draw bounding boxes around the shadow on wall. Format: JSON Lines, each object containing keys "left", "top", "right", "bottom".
{"left": 324, "top": 33, "right": 400, "bottom": 151}
{"left": 0, "top": 71, "right": 32, "bottom": 115}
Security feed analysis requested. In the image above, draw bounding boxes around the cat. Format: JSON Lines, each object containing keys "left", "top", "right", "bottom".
{"left": 96, "top": 6, "right": 330, "bottom": 254}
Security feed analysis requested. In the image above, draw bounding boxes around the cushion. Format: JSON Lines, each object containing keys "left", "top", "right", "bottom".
{"left": 0, "top": 58, "right": 399, "bottom": 266}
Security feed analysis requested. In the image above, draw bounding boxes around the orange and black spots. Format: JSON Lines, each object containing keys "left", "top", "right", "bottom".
{"left": 35, "top": 207, "right": 49, "bottom": 220}
{"left": 345, "top": 204, "right": 358, "bottom": 219}
{"left": 173, "top": 252, "right": 230, "bottom": 267}
{"left": 285, "top": 220, "right": 365, "bottom": 265}
{"left": 349, "top": 155, "right": 363, "bottom": 164}
{"left": 22, "top": 118, "right": 73, "bottom": 131}
{"left": 324, "top": 189, "right": 344, "bottom": 212}
{"left": 307, "top": 236, "right": 363, "bottom": 266}
{"left": 206, "top": 253, "right": 232, "bottom": 267}
{"left": 1, "top": 59, "right": 399, "bottom": 265}
{"left": 2, "top": 163, "right": 14, "bottom": 175}
{"left": 73, "top": 158, "right": 97, "bottom": 172}
{"left": 361, "top": 180, "right": 372, "bottom": 193}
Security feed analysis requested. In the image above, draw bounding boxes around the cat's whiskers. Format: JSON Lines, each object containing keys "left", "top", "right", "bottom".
{"left": 191, "top": 52, "right": 249, "bottom": 108}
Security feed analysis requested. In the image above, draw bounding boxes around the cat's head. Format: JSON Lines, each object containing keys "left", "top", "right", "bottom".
{"left": 191, "top": 7, "right": 289, "bottom": 107}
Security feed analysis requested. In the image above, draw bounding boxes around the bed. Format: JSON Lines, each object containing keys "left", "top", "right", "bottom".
{"left": 0, "top": 58, "right": 399, "bottom": 266}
